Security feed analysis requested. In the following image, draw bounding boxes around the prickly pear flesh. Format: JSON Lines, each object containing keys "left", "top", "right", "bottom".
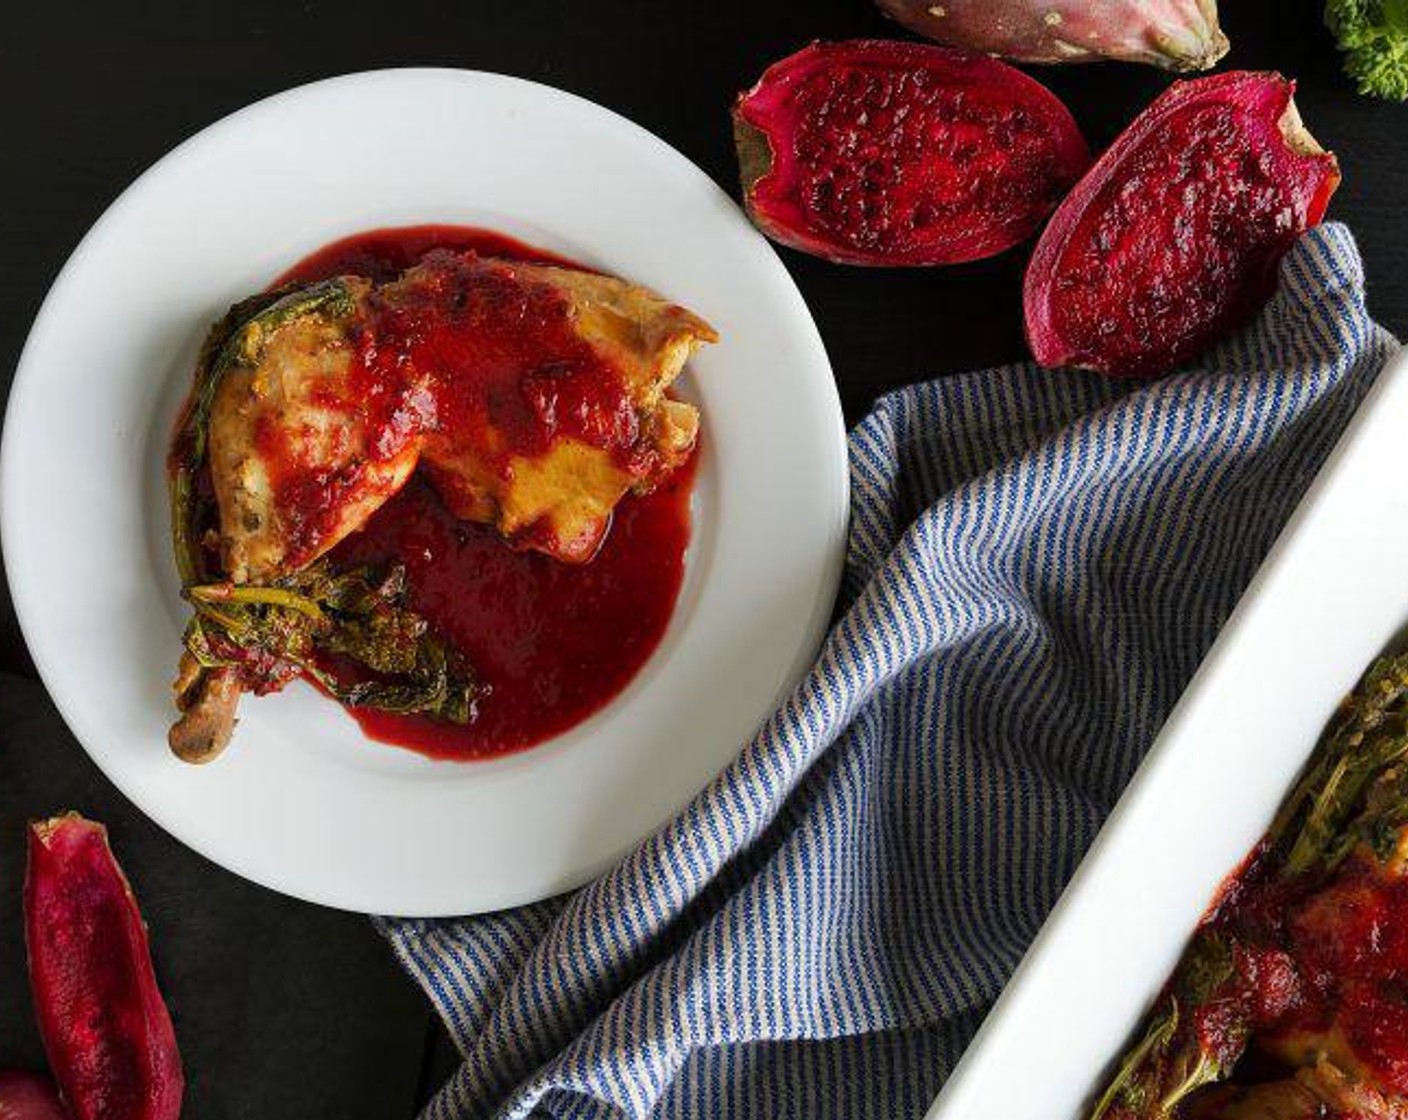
{"left": 1024, "top": 72, "right": 1340, "bottom": 378}
{"left": 733, "top": 40, "right": 1090, "bottom": 266}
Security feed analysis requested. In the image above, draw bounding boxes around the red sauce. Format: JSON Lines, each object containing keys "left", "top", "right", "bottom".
{"left": 275, "top": 225, "right": 581, "bottom": 287}
{"left": 262, "top": 226, "right": 655, "bottom": 569}
{"left": 270, "top": 225, "right": 696, "bottom": 760}
{"left": 1186, "top": 846, "right": 1408, "bottom": 1096}
{"left": 329, "top": 459, "right": 695, "bottom": 759}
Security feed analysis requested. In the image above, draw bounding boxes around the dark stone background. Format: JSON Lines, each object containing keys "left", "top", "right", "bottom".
{"left": 1, "top": 1, "right": 1403, "bottom": 1114}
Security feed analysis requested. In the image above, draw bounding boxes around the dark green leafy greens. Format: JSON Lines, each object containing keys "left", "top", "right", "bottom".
{"left": 169, "top": 283, "right": 478, "bottom": 725}
{"left": 182, "top": 565, "right": 477, "bottom": 722}
{"left": 1275, "top": 652, "right": 1408, "bottom": 875}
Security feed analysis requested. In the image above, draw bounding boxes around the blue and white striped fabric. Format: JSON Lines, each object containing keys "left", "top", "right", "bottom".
{"left": 377, "top": 224, "right": 1399, "bottom": 1120}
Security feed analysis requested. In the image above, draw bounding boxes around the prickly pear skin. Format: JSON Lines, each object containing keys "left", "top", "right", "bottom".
{"left": 1023, "top": 72, "right": 1340, "bottom": 379}
{"left": 875, "top": 0, "right": 1229, "bottom": 71}
{"left": 24, "top": 815, "right": 184, "bottom": 1120}
{"left": 733, "top": 40, "right": 1090, "bottom": 267}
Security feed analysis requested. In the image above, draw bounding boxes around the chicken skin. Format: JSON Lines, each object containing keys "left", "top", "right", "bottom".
{"left": 209, "top": 250, "right": 715, "bottom": 583}
{"left": 169, "top": 250, "right": 715, "bottom": 762}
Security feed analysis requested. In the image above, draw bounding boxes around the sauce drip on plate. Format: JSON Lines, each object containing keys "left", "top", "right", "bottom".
{"left": 279, "top": 225, "right": 696, "bottom": 760}
{"left": 275, "top": 225, "right": 580, "bottom": 286}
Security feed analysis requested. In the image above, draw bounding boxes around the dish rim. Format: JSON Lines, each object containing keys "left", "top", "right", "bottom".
{"left": 0, "top": 67, "right": 850, "bottom": 915}
{"left": 927, "top": 346, "right": 1408, "bottom": 1120}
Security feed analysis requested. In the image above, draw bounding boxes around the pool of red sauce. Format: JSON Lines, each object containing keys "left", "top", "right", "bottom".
{"left": 274, "top": 225, "right": 696, "bottom": 760}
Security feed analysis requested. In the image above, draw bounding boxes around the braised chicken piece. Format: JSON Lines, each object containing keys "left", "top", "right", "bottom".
{"left": 1090, "top": 655, "right": 1408, "bottom": 1120}
{"left": 414, "top": 260, "right": 705, "bottom": 562}
{"left": 211, "top": 252, "right": 715, "bottom": 582}
{"left": 204, "top": 275, "right": 397, "bottom": 584}
{"left": 1185, "top": 1061, "right": 1407, "bottom": 1119}
{"left": 168, "top": 251, "right": 715, "bottom": 762}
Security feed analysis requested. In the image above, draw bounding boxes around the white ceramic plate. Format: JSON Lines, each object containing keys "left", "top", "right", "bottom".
{"left": 927, "top": 348, "right": 1408, "bottom": 1119}
{"left": 0, "top": 69, "right": 847, "bottom": 916}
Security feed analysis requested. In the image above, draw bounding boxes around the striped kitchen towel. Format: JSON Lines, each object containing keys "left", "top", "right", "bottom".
{"left": 378, "top": 223, "right": 1400, "bottom": 1120}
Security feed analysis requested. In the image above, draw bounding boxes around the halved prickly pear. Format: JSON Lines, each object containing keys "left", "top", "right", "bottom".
{"left": 0, "top": 1071, "right": 70, "bottom": 1119}
{"left": 1024, "top": 72, "right": 1340, "bottom": 378}
{"left": 733, "top": 40, "right": 1091, "bottom": 266}
{"left": 24, "top": 815, "right": 183, "bottom": 1120}
{"left": 875, "top": 0, "right": 1229, "bottom": 71}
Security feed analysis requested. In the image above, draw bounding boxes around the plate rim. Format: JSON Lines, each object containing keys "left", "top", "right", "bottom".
{"left": 0, "top": 66, "right": 849, "bottom": 915}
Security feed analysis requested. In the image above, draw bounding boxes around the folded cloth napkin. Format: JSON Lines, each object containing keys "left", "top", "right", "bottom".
{"left": 378, "top": 224, "right": 1400, "bottom": 1120}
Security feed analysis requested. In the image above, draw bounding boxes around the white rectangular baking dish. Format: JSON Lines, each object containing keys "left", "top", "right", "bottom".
{"left": 927, "top": 347, "right": 1408, "bottom": 1120}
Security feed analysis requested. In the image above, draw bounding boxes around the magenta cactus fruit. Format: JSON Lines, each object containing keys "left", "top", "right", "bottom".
{"left": 875, "top": 0, "right": 1229, "bottom": 71}
{"left": 733, "top": 40, "right": 1091, "bottom": 266}
{"left": 1024, "top": 72, "right": 1341, "bottom": 379}
{"left": 0, "top": 1072, "right": 70, "bottom": 1120}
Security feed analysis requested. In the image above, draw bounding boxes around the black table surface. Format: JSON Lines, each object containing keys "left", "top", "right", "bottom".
{"left": 1, "top": 2, "right": 1404, "bottom": 1116}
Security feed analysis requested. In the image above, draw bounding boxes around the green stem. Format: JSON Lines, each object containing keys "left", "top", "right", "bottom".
{"left": 1089, "top": 1004, "right": 1178, "bottom": 1120}
{"left": 188, "top": 582, "right": 327, "bottom": 622}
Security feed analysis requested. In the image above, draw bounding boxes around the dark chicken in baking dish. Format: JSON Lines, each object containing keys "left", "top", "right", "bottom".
{"left": 1092, "top": 653, "right": 1408, "bottom": 1120}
